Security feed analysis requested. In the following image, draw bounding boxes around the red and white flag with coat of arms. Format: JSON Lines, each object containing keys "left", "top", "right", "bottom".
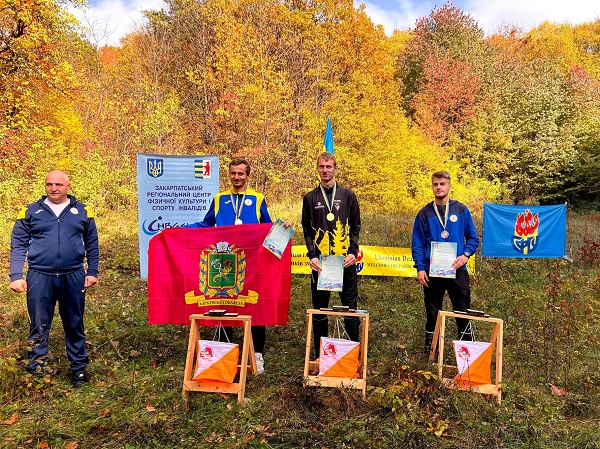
{"left": 148, "top": 224, "right": 291, "bottom": 325}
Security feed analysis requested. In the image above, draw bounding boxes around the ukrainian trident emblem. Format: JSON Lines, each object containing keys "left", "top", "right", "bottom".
{"left": 147, "top": 158, "right": 163, "bottom": 178}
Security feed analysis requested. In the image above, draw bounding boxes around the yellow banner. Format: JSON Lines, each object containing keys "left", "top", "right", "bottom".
{"left": 291, "top": 245, "right": 474, "bottom": 277}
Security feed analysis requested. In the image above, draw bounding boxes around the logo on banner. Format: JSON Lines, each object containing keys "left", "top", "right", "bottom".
{"left": 355, "top": 249, "right": 364, "bottom": 274}
{"left": 512, "top": 209, "right": 539, "bottom": 255}
{"left": 147, "top": 158, "right": 164, "bottom": 178}
{"left": 142, "top": 216, "right": 184, "bottom": 236}
{"left": 195, "top": 160, "right": 212, "bottom": 178}
{"left": 185, "top": 241, "right": 259, "bottom": 307}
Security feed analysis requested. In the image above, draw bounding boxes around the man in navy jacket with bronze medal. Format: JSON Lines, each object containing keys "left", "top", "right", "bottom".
{"left": 411, "top": 171, "right": 479, "bottom": 353}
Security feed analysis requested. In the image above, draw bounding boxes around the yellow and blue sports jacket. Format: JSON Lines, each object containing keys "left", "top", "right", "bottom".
{"left": 10, "top": 195, "right": 99, "bottom": 281}
{"left": 185, "top": 188, "right": 271, "bottom": 227}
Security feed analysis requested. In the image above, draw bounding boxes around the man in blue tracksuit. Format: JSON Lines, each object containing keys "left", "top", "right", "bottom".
{"left": 9, "top": 170, "right": 99, "bottom": 387}
{"left": 411, "top": 171, "right": 479, "bottom": 353}
{"left": 184, "top": 157, "right": 273, "bottom": 374}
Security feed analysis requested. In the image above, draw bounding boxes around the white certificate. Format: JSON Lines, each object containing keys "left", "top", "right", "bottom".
{"left": 317, "top": 255, "right": 344, "bottom": 291}
{"left": 262, "top": 219, "right": 294, "bottom": 258}
{"left": 429, "top": 241, "right": 457, "bottom": 279}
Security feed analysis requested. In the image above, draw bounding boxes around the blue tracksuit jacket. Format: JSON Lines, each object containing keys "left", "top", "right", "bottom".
{"left": 10, "top": 195, "right": 99, "bottom": 280}
{"left": 411, "top": 200, "right": 479, "bottom": 273}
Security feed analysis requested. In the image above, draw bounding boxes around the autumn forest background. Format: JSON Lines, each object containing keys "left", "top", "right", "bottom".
{"left": 1, "top": 0, "right": 600, "bottom": 448}
{"left": 3, "top": 0, "right": 600, "bottom": 223}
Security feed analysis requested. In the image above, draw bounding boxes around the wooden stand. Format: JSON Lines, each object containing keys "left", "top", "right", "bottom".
{"left": 429, "top": 310, "right": 503, "bottom": 404}
{"left": 303, "top": 309, "right": 370, "bottom": 398}
{"left": 182, "top": 314, "right": 257, "bottom": 403}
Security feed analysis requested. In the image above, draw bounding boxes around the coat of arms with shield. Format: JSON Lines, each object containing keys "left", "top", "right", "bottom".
{"left": 184, "top": 240, "right": 260, "bottom": 307}
{"left": 199, "top": 241, "right": 245, "bottom": 298}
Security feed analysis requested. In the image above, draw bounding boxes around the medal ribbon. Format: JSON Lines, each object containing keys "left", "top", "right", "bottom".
{"left": 434, "top": 201, "right": 449, "bottom": 236}
{"left": 319, "top": 182, "right": 337, "bottom": 217}
{"left": 230, "top": 188, "right": 247, "bottom": 223}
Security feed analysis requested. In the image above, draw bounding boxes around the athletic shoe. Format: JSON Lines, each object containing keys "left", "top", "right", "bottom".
{"left": 255, "top": 352, "right": 265, "bottom": 374}
{"left": 71, "top": 370, "right": 89, "bottom": 388}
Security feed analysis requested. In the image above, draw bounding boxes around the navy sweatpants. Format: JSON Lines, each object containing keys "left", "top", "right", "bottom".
{"left": 25, "top": 269, "right": 89, "bottom": 373}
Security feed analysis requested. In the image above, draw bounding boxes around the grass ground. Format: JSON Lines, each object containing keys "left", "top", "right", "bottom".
{"left": 0, "top": 209, "right": 599, "bottom": 448}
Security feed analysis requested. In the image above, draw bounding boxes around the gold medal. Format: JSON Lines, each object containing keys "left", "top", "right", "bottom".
{"left": 320, "top": 183, "right": 337, "bottom": 223}
{"left": 441, "top": 230, "right": 449, "bottom": 238}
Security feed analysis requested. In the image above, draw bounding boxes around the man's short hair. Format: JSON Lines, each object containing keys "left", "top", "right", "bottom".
{"left": 229, "top": 157, "right": 251, "bottom": 175}
{"left": 317, "top": 152, "right": 336, "bottom": 167}
{"left": 432, "top": 171, "right": 451, "bottom": 183}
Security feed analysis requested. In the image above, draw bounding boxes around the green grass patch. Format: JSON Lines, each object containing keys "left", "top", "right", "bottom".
{"left": 0, "top": 210, "right": 598, "bottom": 448}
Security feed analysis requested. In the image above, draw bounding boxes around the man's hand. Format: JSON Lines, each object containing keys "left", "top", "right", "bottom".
{"left": 417, "top": 270, "right": 429, "bottom": 288}
{"left": 9, "top": 279, "right": 27, "bottom": 293}
{"left": 343, "top": 253, "right": 356, "bottom": 268}
{"left": 452, "top": 255, "right": 469, "bottom": 270}
{"left": 84, "top": 276, "right": 98, "bottom": 288}
{"left": 309, "top": 257, "right": 321, "bottom": 271}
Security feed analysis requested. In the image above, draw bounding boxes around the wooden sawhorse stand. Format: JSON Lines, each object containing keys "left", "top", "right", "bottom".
{"left": 182, "top": 314, "right": 258, "bottom": 403}
{"left": 429, "top": 310, "right": 504, "bottom": 404}
{"left": 303, "top": 309, "right": 370, "bottom": 398}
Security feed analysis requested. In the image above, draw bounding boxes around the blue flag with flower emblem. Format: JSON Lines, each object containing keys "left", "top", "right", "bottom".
{"left": 482, "top": 203, "right": 566, "bottom": 258}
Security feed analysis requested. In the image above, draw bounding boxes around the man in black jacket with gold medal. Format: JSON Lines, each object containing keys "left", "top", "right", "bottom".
{"left": 301, "top": 152, "right": 361, "bottom": 358}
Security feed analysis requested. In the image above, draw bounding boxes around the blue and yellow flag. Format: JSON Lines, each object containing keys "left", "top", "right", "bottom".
{"left": 323, "top": 117, "right": 334, "bottom": 154}
{"left": 482, "top": 203, "right": 566, "bottom": 258}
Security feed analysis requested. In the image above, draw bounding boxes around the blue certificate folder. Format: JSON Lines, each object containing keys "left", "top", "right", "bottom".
{"left": 262, "top": 218, "right": 295, "bottom": 258}
{"left": 317, "top": 255, "right": 344, "bottom": 291}
{"left": 429, "top": 241, "right": 457, "bottom": 279}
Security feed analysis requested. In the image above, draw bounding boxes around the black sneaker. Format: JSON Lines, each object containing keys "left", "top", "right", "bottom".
{"left": 71, "top": 370, "right": 89, "bottom": 387}
{"left": 424, "top": 333, "right": 434, "bottom": 355}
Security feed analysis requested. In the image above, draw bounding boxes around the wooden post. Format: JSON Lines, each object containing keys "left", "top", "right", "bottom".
{"left": 182, "top": 314, "right": 257, "bottom": 403}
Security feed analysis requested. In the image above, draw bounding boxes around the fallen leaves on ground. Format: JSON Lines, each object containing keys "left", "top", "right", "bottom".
{"left": 2, "top": 414, "right": 17, "bottom": 425}
{"left": 550, "top": 384, "right": 568, "bottom": 397}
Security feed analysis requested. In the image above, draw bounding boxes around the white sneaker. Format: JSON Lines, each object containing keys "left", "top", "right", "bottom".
{"left": 255, "top": 352, "right": 265, "bottom": 374}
